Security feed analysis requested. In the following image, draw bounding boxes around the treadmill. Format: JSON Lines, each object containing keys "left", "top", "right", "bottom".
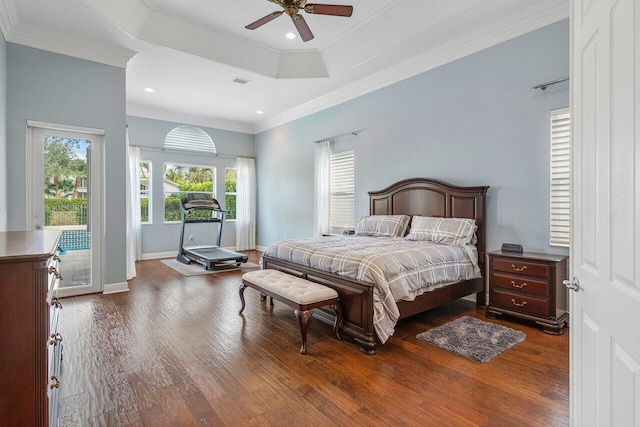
{"left": 176, "top": 192, "right": 248, "bottom": 269}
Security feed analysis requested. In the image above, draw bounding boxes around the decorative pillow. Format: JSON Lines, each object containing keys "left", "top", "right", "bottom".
{"left": 406, "top": 216, "right": 477, "bottom": 246}
{"left": 355, "top": 215, "right": 411, "bottom": 237}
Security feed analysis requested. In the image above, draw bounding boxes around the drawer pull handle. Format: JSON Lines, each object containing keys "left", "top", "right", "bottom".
{"left": 48, "top": 265, "right": 63, "bottom": 280}
{"left": 511, "top": 264, "right": 527, "bottom": 272}
{"left": 511, "top": 298, "right": 527, "bottom": 307}
{"left": 51, "top": 297, "right": 63, "bottom": 309}
{"left": 511, "top": 281, "right": 527, "bottom": 289}
{"left": 49, "top": 333, "right": 63, "bottom": 346}
{"left": 50, "top": 376, "right": 60, "bottom": 389}
{"left": 53, "top": 254, "right": 62, "bottom": 262}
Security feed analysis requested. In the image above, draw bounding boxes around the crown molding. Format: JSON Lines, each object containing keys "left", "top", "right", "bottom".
{"left": 0, "top": 0, "right": 18, "bottom": 40}
{"left": 6, "top": 23, "right": 136, "bottom": 68}
{"left": 127, "top": 103, "right": 254, "bottom": 134}
{"left": 253, "top": 2, "right": 569, "bottom": 134}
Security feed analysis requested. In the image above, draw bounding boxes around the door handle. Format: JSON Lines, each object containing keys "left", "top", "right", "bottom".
{"left": 563, "top": 277, "right": 580, "bottom": 292}
{"left": 35, "top": 224, "right": 42, "bottom": 230}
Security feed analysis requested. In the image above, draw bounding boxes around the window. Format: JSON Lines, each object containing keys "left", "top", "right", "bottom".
{"left": 550, "top": 107, "right": 571, "bottom": 246}
{"left": 225, "top": 168, "right": 237, "bottom": 220}
{"left": 164, "top": 126, "right": 216, "bottom": 153}
{"left": 329, "top": 150, "right": 355, "bottom": 232}
{"left": 139, "top": 161, "right": 152, "bottom": 224}
{"left": 163, "top": 162, "right": 215, "bottom": 223}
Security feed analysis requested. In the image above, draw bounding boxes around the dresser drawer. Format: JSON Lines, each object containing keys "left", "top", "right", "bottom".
{"left": 492, "top": 290, "right": 550, "bottom": 317}
{"left": 491, "top": 273, "right": 550, "bottom": 297}
{"left": 493, "top": 258, "right": 550, "bottom": 278}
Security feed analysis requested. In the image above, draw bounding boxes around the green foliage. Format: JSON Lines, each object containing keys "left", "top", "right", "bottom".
{"left": 44, "top": 198, "right": 87, "bottom": 226}
{"left": 140, "top": 198, "right": 149, "bottom": 223}
{"left": 178, "top": 182, "right": 213, "bottom": 192}
{"left": 44, "top": 136, "right": 88, "bottom": 198}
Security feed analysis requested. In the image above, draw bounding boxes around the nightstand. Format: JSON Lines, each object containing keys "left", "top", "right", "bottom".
{"left": 485, "top": 251, "right": 569, "bottom": 335}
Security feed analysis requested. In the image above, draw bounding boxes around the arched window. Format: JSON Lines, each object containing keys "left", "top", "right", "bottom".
{"left": 164, "top": 126, "right": 216, "bottom": 153}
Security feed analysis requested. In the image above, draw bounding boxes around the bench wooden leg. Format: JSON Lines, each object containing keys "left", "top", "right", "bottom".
{"left": 331, "top": 303, "right": 342, "bottom": 341}
{"left": 239, "top": 283, "right": 247, "bottom": 314}
{"left": 295, "top": 309, "right": 313, "bottom": 354}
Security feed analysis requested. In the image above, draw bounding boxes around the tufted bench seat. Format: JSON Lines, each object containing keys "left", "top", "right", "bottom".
{"left": 240, "top": 269, "right": 342, "bottom": 354}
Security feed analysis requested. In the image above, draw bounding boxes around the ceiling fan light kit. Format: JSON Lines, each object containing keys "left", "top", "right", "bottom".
{"left": 245, "top": 0, "right": 354, "bottom": 42}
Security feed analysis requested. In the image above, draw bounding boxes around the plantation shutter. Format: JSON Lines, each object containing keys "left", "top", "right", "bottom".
{"left": 330, "top": 150, "right": 354, "bottom": 230}
{"left": 550, "top": 107, "right": 571, "bottom": 246}
{"left": 164, "top": 126, "right": 216, "bottom": 153}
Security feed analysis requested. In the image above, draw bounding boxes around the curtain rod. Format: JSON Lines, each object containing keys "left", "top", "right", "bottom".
{"left": 132, "top": 144, "right": 254, "bottom": 160}
{"left": 315, "top": 129, "right": 363, "bottom": 143}
{"left": 533, "top": 77, "right": 569, "bottom": 91}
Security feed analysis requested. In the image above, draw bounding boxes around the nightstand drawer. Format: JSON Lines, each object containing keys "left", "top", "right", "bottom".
{"left": 493, "top": 258, "right": 549, "bottom": 278}
{"left": 491, "top": 273, "right": 550, "bottom": 297}
{"left": 492, "top": 290, "right": 550, "bottom": 317}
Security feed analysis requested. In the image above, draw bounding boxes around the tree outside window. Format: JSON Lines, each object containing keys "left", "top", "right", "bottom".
{"left": 225, "top": 168, "right": 237, "bottom": 220}
{"left": 163, "top": 163, "right": 216, "bottom": 222}
{"left": 139, "top": 161, "right": 151, "bottom": 224}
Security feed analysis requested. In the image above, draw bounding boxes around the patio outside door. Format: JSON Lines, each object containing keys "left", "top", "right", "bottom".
{"left": 28, "top": 124, "right": 104, "bottom": 297}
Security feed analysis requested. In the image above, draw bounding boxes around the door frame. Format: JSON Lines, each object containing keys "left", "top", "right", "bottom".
{"left": 26, "top": 121, "right": 106, "bottom": 297}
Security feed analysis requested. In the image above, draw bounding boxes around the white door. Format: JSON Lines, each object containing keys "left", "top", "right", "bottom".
{"left": 571, "top": 0, "right": 640, "bottom": 425}
{"left": 27, "top": 125, "right": 104, "bottom": 297}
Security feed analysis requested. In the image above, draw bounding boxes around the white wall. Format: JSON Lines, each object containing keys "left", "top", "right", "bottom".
{"left": 255, "top": 20, "right": 571, "bottom": 256}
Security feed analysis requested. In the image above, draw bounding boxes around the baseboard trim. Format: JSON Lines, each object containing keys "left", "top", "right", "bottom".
{"left": 256, "top": 245, "right": 267, "bottom": 252}
{"left": 142, "top": 251, "right": 177, "bottom": 260}
{"left": 104, "top": 281, "right": 129, "bottom": 294}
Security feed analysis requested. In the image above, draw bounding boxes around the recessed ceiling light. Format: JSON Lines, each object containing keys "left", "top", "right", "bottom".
{"left": 144, "top": 88, "right": 154, "bottom": 93}
{"left": 256, "top": 110, "right": 264, "bottom": 115}
{"left": 286, "top": 32, "right": 296, "bottom": 40}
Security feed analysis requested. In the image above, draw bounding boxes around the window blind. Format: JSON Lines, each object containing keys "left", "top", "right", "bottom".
{"left": 550, "top": 108, "right": 571, "bottom": 247}
{"left": 164, "top": 126, "right": 216, "bottom": 153}
{"left": 330, "top": 150, "right": 354, "bottom": 230}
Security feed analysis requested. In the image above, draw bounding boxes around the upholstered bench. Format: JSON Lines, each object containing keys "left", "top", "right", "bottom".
{"left": 240, "top": 269, "right": 342, "bottom": 354}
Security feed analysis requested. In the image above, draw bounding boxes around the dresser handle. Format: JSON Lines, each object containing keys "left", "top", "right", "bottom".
{"left": 511, "top": 264, "right": 527, "bottom": 272}
{"left": 511, "top": 281, "right": 527, "bottom": 289}
{"left": 51, "top": 297, "right": 63, "bottom": 309}
{"left": 53, "top": 254, "right": 62, "bottom": 262}
{"left": 49, "top": 333, "right": 63, "bottom": 346}
{"left": 511, "top": 298, "right": 527, "bottom": 307}
{"left": 48, "top": 265, "right": 63, "bottom": 280}
{"left": 50, "top": 376, "right": 60, "bottom": 389}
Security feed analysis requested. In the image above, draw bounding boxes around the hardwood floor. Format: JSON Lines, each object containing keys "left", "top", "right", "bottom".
{"left": 58, "top": 251, "right": 569, "bottom": 426}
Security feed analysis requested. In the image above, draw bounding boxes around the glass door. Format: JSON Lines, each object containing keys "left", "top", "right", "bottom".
{"left": 28, "top": 126, "right": 103, "bottom": 297}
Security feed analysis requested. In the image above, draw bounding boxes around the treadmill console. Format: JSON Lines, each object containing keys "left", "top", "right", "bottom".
{"left": 181, "top": 193, "right": 221, "bottom": 210}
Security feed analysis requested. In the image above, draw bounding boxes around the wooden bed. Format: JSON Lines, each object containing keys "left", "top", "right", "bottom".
{"left": 262, "top": 178, "right": 489, "bottom": 354}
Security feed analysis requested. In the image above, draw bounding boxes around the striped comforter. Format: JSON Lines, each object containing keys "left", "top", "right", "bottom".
{"left": 262, "top": 236, "right": 481, "bottom": 343}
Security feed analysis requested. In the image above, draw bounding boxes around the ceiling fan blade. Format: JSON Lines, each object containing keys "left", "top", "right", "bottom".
{"left": 304, "top": 4, "right": 353, "bottom": 17}
{"left": 292, "top": 14, "right": 314, "bottom": 42}
{"left": 245, "top": 11, "right": 284, "bottom": 30}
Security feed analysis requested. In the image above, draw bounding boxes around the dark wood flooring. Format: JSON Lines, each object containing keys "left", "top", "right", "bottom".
{"left": 58, "top": 251, "right": 569, "bottom": 426}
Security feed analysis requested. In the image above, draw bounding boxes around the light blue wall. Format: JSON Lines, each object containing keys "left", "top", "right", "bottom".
{"left": 6, "top": 44, "right": 127, "bottom": 285}
{"left": 126, "top": 115, "right": 255, "bottom": 255}
{"left": 0, "top": 33, "right": 6, "bottom": 231}
{"left": 256, "top": 20, "right": 570, "bottom": 256}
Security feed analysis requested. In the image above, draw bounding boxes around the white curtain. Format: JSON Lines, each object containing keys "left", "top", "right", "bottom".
{"left": 125, "top": 129, "right": 142, "bottom": 280}
{"left": 236, "top": 157, "right": 256, "bottom": 251}
{"left": 314, "top": 139, "right": 331, "bottom": 237}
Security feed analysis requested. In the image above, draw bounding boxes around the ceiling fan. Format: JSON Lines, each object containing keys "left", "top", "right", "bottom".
{"left": 245, "top": 0, "right": 354, "bottom": 42}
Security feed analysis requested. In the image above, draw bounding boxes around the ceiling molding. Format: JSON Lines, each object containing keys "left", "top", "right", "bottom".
{"left": 127, "top": 103, "right": 254, "bottom": 134}
{"left": 6, "top": 23, "right": 137, "bottom": 68}
{"left": 0, "top": 0, "right": 18, "bottom": 40}
{"left": 253, "top": 2, "right": 569, "bottom": 134}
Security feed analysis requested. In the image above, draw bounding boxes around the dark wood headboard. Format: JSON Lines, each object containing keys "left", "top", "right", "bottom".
{"left": 369, "top": 178, "right": 489, "bottom": 259}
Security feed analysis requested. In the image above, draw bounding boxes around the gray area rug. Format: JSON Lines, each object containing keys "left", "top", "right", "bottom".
{"left": 416, "top": 316, "right": 526, "bottom": 363}
{"left": 160, "top": 258, "right": 260, "bottom": 276}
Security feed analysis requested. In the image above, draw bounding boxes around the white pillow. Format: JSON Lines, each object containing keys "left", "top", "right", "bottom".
{"left": 355, "top": 215, "right": 411, "bottom": 237}
{"left": 406, "top": 216, "right": 477, "bottom": 246}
